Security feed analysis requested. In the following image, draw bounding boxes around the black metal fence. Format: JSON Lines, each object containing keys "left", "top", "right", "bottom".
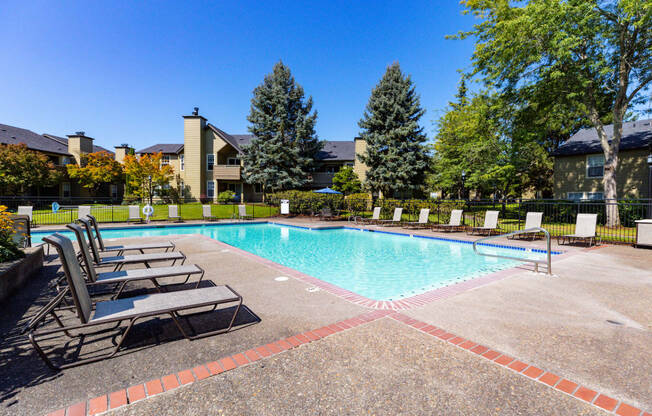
{"left": 2, "top": 195, "right": 649, "bottom": 244}
{"left": 0, "top": 196, "right": 279, "bottom": 225}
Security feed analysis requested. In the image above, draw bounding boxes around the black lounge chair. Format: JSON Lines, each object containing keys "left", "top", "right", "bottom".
{"left": 67, "top": 223, "right": 185, "bottom": 272}
{"left": 83, "top": 215, "right": 175, "bottom": 255}
{"left": 26, "top": 233, "right": 242, "bottom": 370}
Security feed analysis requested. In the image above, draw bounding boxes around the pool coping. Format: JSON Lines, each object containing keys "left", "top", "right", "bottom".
{"left": 35, "top": 220, "right": 583, "bottom": 311}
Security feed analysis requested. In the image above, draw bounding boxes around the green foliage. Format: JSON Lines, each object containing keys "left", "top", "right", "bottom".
{"left": 0, "top": 206, "right": 24, "bottom": 263}
{"left": 358, "top": 62, "right": 430, "bottom": 198}
{"left": 0, "top": 143, "right": 61, "bottom": 195}
{"left": 243, "top": 61, "right": 321, "bottom": 192}
{"left": 267, "top": 190, "right": 343, "bottom": 215}
{"left": 217, "top": 190, "right": 236, "bottom": 204}
{"left": 123, "top": 153, "right": 174, "bottom": 203}
{"left": 331, "top": 166, "right": 362, "bottom": 195}
{"left": 455, "top": 0, "right": 652, "bottom": 223}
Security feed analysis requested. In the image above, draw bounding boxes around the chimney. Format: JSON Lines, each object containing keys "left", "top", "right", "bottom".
{"left": 183, "top": 107, "right": 207, "bottom": 201}
{"left": 353, "top": 136, "right": 369, "bottom": 183}
{"left": 114, "top": 143, "right": 134, "bottom": 164}
{"left": 67, "top": 132, "right": 94, "bottom": 164}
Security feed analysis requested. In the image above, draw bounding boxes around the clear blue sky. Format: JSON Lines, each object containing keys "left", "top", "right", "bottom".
{"left": 0, "top": 1, "right": 477, "bottom": 151}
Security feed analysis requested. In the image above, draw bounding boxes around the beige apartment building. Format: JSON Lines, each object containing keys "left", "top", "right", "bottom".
{"left": 552, "top": 119, "right": 652, "bottom": 200}
{"left": 136, "top": 109, "right": 369, "bottom": 202}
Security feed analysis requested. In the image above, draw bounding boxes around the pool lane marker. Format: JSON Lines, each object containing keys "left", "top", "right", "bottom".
{"left": 388, "top": 312, "right": 650, "bottom": 416}
{"left": 44, "top": 310, "right": 394, "bottom": 416}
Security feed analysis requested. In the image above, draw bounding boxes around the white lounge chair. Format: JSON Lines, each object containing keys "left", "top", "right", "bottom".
{"left": 377, "top": 208, "right": 403, "bottom": 226}
{"left": 468, "top": 210, "right": 499, "bottom": 236}
{"left": 558, "top": 213, "right": 598, "bottom": 246}
{"left": 359, "top": 207, "right": 381, "bottom": 225}
{"left": 127, "top": 205, "right": 142, "bottom": 223}
{"left": 509, "top": 212, "right": 544, "bottom": 240}
{"left": 432, "top": 209, "right": 464, "bottom": 232}
{"left": 168, "top": 205, "right": 182, "bottom": 222}
{"left": 238, "top": 205, "right": 253, "bottom": 221}
{"left": 203, "top": 205, "right": 217, "bottom": 221}
{"left": 404, "top": 208, "right": 430, "bottom": 228}
{"left": 17, "top": 206, "right": 33, "bottom": 224}
{"left": 78, "top": 206, "right": 91, "bottom": 220}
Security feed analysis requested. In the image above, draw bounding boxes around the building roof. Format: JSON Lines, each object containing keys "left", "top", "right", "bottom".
{"left": 0, "top": 123, "right": 71, "bottom": 155}
{"left": 553, "top": 119, "right": 652, "bottom": 156}
{"left": 136, "top": 143, "right": 184, "bottom": 154}
{"left": 316, "top": 141, "right": 355, "bottom": 161}
{"left": 42, "top": 134, "right": 114, "bottom": 155}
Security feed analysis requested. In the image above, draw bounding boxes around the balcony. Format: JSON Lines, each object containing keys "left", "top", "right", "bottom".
{"left": 213, "top": 165, "right": 242, "bottom": 180}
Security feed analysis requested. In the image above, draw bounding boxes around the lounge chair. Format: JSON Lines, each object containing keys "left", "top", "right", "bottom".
{"left": 467, "top": 210, "right": 500, "bottom": 236}
{"left": 127, "top": 205, "right": 143, "bottom": 223}
{"left": 403, "top": 208, "right": 430, "bottom": 229}
{"left": 77, "top": 205, "right": 91, "bottom": 220}
{"left": 82, "top": 216, "right": 175, "bottom": 255}
{"left": 168, "top": 205, "right": 182, "bottom": 222}
{"left": 70, "top": 229, "right": 204, "bottom": 298}
{"left": 558, "top": 213, "right": 598, "bottom": 246}
{"left": 509, "top": 212, "right": 544, "bottom": 240}
{"left": 203, "top": 205, "right": 217, "bottom": 221}
{"left": 67, "top": 223, "right": 186, "bottom": 272}
{"left": 17, "top": 206, "right": 33, "bottom": 224}
{"left": 377, "top": 208, "right": 403, "bottom": 226}
{"left": 432, "top": 209, "right": 464, "bottom": 232}
{"left": 28, "top": 233, "right": 242, "bottom": 370}
{"left": 238, "top": 204, "right": 253, "bottom": 221}
{"left": 315, "top": 207, "right": 337, "bottom": 221}
{"left": 357, "top": 207, "right": 381, "bottom": 225}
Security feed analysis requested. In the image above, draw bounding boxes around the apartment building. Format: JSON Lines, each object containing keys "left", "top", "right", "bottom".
{"left": 0, "top": 123, "right": 118, "bottom": 198}
{"left": 137, "top": 109, "right": 369, "bottom": 202}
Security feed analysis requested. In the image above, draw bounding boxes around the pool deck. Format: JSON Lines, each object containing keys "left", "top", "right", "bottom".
{"left": 3, "top": 218, "right": 651, "bottom": 415}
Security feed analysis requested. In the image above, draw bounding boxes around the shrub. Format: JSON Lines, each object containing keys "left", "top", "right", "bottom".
{"left": 0, "top": 206, "right": 24, "bottom": 263}
{"left": 217, "top": 190, "right": 236, "bottom": 204}
{"left": 267, "top": 190, "right": 344, "bottom": 215}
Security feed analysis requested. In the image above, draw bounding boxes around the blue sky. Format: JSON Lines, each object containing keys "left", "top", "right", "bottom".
{"left": 0, "top": 1, "right": 477, "bottom": 151}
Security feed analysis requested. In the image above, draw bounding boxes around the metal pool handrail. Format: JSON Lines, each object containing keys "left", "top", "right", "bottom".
{"left": 472, "top": 227, "right": 552, "bottom": 275}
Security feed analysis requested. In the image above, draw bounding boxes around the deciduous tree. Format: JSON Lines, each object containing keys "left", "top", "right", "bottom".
{"left": 456, "top": 0, "right": 652, "bottom": 225}
{"left": 0, "top": 144, "right": 60, "bottom": 195}
{"left": 123, "top": 153, "right": 174, "bottom": 203}
{"left": 331, "top": 166, "right": 362, "bottom": 195}
{"left": 66, "top": 151, "right": 124, "bottom": 196}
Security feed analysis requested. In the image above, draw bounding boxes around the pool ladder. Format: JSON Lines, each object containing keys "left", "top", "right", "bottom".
{"left": 472, "top": 227, "right": 552, "bottom": 275}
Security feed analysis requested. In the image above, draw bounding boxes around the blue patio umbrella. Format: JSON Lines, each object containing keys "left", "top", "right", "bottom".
{"left": 313, "top": 187, "right": 342, "bottom": 194}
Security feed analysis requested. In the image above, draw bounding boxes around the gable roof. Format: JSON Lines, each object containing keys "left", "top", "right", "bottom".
{"left": 316, "top": 141, "right": 355, "bottom": 161}
{"left": 0, "top": 123, "right": 71, "bottom": 155}
{"left": 553, "top": 119, "right": 652, "bottom": 156}
{"left": 136, "top": 143, "right": 184, "bottom": 154}
{"left": 42, "top": 134, "right": 114, "bottom": 155}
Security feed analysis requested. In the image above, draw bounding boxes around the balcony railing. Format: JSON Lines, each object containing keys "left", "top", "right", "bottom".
{"left": 213, "top": 165, "right": 242, "bottom": 180}
{"left": 311, "top": 172, "right": 335, "bottom": 186}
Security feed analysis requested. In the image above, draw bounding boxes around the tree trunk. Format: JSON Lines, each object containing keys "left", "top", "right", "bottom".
{"left": 603, "top": 151, "right": 620, "bottom": 227}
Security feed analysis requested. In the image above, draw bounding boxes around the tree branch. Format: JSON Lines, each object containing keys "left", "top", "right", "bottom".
{"left": 626, "top": 75, "right": 652, "bottom": 103}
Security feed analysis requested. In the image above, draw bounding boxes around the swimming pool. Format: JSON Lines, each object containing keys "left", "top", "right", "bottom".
{"left": 33, "top": 223, "right": 553, "bottom": 301}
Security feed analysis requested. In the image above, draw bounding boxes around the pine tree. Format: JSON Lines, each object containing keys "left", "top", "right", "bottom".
{"left": 243, "top": 61, "right": 321, "bottom": 193}
{"left": 358, "top": 63, "right": 430, "bottom": 198}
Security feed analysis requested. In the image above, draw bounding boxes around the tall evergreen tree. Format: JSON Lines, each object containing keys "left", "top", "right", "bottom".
{"left": 358, "top": 63, "right": 430, "bottom": 198}
{"left": 243, "top": 61, "right": 321, "bottom": 193}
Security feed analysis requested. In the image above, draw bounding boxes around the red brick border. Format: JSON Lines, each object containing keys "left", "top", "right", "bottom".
{"left": 388, "top": 312, "right": 649, "bottom": 416}
{"left": 44, "top": 310, "right": 393, "bottom": 416}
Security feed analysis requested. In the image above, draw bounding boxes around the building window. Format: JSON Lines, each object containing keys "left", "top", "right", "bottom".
{"left": 180, "top": 154, "right": 184, "bottom": 171}
{"left": 110, "top": 184, "right": 118, "bottom": 199}
{"left": 254, "top": 184, "right": 263, "bottom": 193}
{"left": 227, "top": 183, "right": 242, "bottom": 194}
{"left": 207, "top": 180, "right": 215, "bottom": 198}
{"left": 207, "top": 154, "right": 215, "bottom": 171}
{"left": 161, "top": 155, "right": 170, "bottom": 166}
{"left": 567, "top": 191, "right": 604, "bottom": 201}
{"left": 62, "top": 182, "right": 71, "bottom": 198}
{"left": 179, "top": 181, "right": 184, "bottom": 197}
{"left": 61, "top": 156, "right": 73, "bottom": 165}
{"left": 586, "top": 155, "right": 604, "bottom": 178}
{"left": 227, "top": 157, "right": 241, "bottom": 166}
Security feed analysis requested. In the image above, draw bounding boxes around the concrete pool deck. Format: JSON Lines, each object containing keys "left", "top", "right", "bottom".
{"left": 2, "top": 219, "right": 651, "bottom": 415}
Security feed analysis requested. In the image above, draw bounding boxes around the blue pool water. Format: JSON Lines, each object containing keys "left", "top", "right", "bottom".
{"left": 33, "top": 223, "right": 551, "bottom": 301}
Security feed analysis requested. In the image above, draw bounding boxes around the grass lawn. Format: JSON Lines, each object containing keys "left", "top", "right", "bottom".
{"left": 31, "top": 203, "right": 279, "bottom": 225}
